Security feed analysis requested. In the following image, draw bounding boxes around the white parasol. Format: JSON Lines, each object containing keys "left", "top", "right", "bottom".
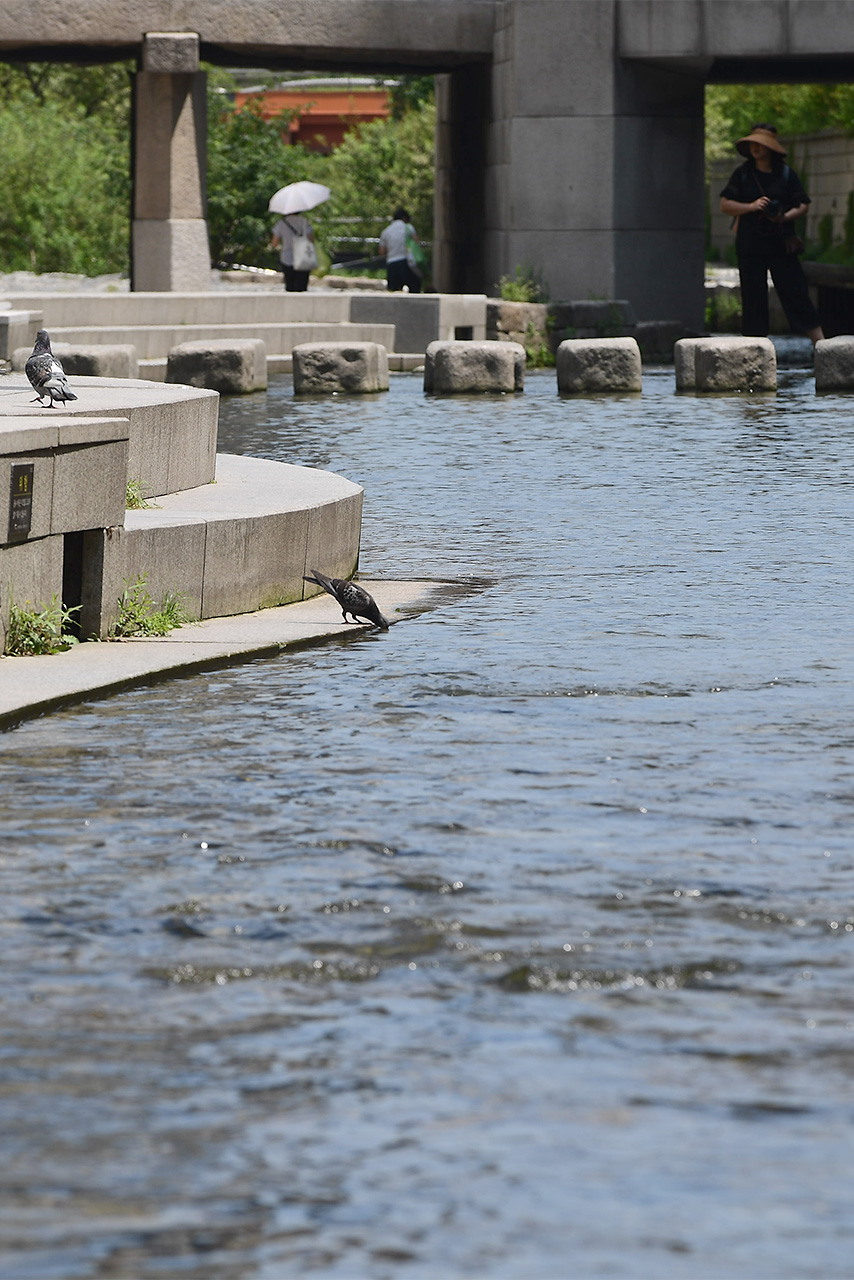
{"left": 268, "top": 181, "right": 331, "bottom": 215}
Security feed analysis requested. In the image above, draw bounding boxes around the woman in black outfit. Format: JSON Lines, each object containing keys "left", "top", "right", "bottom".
{"left": 720, "top": 123, "right": 824, "bottom": 344}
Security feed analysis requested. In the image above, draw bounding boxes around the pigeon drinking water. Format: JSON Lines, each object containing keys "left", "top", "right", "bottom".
{"left": 304, "top": 569, "right": 389, "bottom": 630}
{"left": 25, "top": 330, "right": 77, "bottom": 407}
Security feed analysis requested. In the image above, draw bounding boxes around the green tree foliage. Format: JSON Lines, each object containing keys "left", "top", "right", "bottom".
{"left": 310, "top": 97, "right": 436, "bottom": 255}
{"left": 0, "top": 63, "right": 437, "bottom": 277}
{"left": 0, "top": 62, "right": 131, "bottom": 274}
{"left": 706, "top": 83, "right": 854, "bottom": 165}
{"left": 387, "top": 74, "right": 435, "bottom": 121}
{"left": 206, "top": 76, "right": 435, "bottom": 268}
{"left": 0, "top": 60, "right": 132, "bottom": 123}
{"left": 206, "top": 76, "right": 314, "bottom": 268}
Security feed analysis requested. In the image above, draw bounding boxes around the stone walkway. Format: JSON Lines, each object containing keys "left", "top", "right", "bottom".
{"left": 0, "top": 269, "right": 384, "bottom": 295}
{"left": 0, "top": 579, "right": 441, "bottom": 728}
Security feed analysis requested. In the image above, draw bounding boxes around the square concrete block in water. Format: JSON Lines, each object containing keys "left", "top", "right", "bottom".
{"left": 674, "top": 337, "right": 704, "bottom": 389}
{"left": 166, "top": 339, "right": 267, "bottom": 394}
{"left": 815, "top": 337, "right": 854, "bottom": 391}
{"left": 292, "top": 342, "right": 389, "bottom": 395}
{"left": 556, "top": 337, "right": 642, "bottom": 394}
{"left": 424, "top": 340, "right": 525, "bottom": 394}
{"left": 693, "top": 337, "right": 776, "bottom": 392}
{"left": 674, "top": 336, "right": 749, "bottom": 390}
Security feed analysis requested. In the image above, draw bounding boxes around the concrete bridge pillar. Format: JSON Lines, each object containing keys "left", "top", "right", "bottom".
{"left": 484, "top": 0, "right": 706, "bottom": 328}
{"left": 131, "top": 32, "right": 211, "bottom": 292}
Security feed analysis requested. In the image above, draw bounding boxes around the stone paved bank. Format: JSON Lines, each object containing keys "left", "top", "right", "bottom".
{"left": 0, "top": 374, "right": 363, "bottom": 649}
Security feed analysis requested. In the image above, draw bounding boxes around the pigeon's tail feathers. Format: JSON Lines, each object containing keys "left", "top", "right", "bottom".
{"left": 43, "top": 373, "right": 77, "bottom": 403}
{"left": 304, "top": 569, "right": 337, "bottom": 599}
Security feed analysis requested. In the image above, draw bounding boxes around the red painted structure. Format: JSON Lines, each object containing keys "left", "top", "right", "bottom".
{"left": 233, "top": 81, "right": 392, "bottom": 153}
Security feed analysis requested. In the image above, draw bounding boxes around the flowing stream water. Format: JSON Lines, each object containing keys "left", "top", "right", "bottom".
{"left": 1, "top": 368, "right": 853, "bottom": 1279}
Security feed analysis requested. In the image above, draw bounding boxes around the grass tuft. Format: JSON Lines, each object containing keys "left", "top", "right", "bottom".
{"left": 498, "top": 264, "right": 549, "bottom": 304}
{"left": 5, "top": 596, "right": 79, "bottom": 656}
{"left": 109, "top": 575, "right": 190, "bottom": 639}
{"left": 126, "top": 479, "right": 154, "bottom": 509}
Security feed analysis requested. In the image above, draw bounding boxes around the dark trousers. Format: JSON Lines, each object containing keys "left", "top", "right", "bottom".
{"left": 283, "top": 265, "right": 310, "bottom": 292}
{"left": 386, "top": 259, "right": 421, "bottom": 293}
{"left": 738, "top": 250, "right": 820, "bottom": 336}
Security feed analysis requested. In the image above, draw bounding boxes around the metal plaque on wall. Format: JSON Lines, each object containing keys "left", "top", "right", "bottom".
{"left": 8, "top": 463, "right": 34, "bottom": 541}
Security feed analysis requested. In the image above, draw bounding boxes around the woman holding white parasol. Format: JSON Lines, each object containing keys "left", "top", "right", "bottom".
{"left": 269, "top": 181, "right": 329, "bottom": 292}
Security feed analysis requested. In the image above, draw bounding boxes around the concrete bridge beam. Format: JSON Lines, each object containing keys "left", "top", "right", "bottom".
{"left": 132, "top": 33, "right": 212, "bottom": 292}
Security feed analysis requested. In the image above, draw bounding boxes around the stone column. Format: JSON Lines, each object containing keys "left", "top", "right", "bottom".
{"left": 131, "top": 32, "right": 211, "bottom": 292}
{"left": 485, "top": 0, "right": 705, "bottom": 329}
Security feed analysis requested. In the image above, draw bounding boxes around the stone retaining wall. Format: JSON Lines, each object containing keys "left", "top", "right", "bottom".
{"left": 0, "top": 415, "right": 129, "bottom": 649}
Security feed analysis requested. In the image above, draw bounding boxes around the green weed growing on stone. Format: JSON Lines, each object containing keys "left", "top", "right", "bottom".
{"left": 5, "top": 596, "right": 79, "bottom": 655}
{"left": 499, "top": 264, "right": 549, "bottom": 303}
{"left": 125, "top": 478, "right": 153, "bottom": 509}
{"left": 110, "top": 575, "right": 190, "bottom": 639}
{"left": 523, "top": 320, "right": 555, "bottom": 368}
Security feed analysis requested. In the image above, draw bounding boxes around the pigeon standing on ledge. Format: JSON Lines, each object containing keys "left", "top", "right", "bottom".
{"left": 25, "top": 330, "right": 77, "bottom": 407}
{"left": 304, "top": 569, "right": 389, "bottom": 630}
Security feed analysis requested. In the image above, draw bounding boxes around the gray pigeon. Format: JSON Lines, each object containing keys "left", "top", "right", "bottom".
{"left": 25, "top": 330, "right": 77, "bottom": 407}
{"left": 304, "top": 569, "right": 389, "bottom": 630}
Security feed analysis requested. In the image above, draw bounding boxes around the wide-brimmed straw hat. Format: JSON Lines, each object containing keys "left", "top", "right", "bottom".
{"left": 736, "top": 125, "right": 787, "bottom": 158}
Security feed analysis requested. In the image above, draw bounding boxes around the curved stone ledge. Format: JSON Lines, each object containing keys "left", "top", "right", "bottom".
{"left": 88, "top": 453, "right": 363, "bottom": 636}
{"left": 0, "top": 580, "right": 446, "bottom": 730}
{"left": 0, "top": 373, "right": 218, "bottom": 497}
